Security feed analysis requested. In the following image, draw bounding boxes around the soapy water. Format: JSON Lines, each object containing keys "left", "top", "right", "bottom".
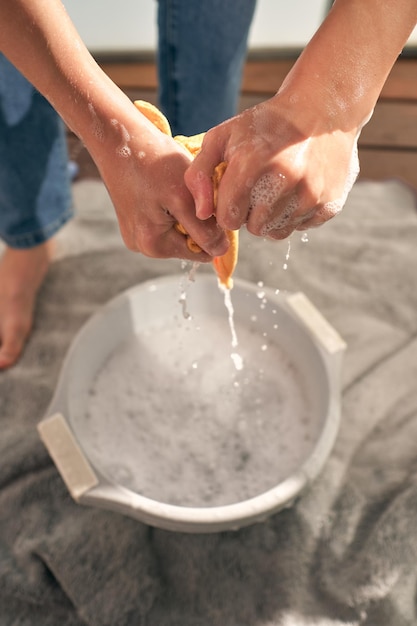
{"left": 111, "top": 118, "right": 132, "bottom": 158}
{"left": 218, "top": 282, "right": 239, "bottom": 346}
{"left": 84, "top": 313, "right": 319, "bottom": 507}
{"left": 179, "top": 261, "right": 243, "bottom": 369}
{"left": 249, "top": 137, "right": 360, "bottom": 237}
{"left": 88, "top": 102, "right": 104, "bottom": 142}
{"left": 283, "top": 238, "right": 291, "bottom": 270}
{"left": 178, "top": 261, "right": 200, "bottom": 320}
{"left": 250, "top": 172, "right": 286, "bottom": 210}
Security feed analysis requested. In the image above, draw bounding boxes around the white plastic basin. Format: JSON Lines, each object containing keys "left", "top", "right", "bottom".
{"left": 38, "top": 273, "right": 346, "bottom": 533}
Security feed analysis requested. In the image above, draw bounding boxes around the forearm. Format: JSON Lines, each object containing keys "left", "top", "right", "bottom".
{"left": 0, "top": 0, "right": 147, "bottom": 158}
{"left": 278, "top": 0, "right": 417, "bottom": 132}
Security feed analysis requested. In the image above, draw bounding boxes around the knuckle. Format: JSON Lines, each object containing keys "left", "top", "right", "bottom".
{"left": 266, "top": 226, "right": 294, "bottom": 241}
{"left": 132, "top": 227, "right": 165, "bottom": 258}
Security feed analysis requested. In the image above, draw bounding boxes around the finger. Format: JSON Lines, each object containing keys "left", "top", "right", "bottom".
{"left": 262, "top": 224, "right": 295, "bottom": 241}
{"left": 137, "top": 221, "right": 214, "bottom": 262}
{"left": 219, "top": 168, "right": 293, "bottom": 233}
{"left": 184, "top": 130, "right": 224, "bottom": 220}
{"left": 295, "top": 199, "right": 345, "bottom": 230}
{"left": 211, "top": 163, "right": 252, "bottom": 230}
{"left": 245, "top": 183, "right": 297, "bottom": 237}
{"left": 167, "top": 177, "right": 230, "bottom": 257}
{"left": 175, "top": 214, "right": 229, "bottom": 258}
{"left": 133, "top": 201, "right": 227, "bottom": 261}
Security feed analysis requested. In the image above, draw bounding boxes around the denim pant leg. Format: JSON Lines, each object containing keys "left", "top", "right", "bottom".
{"left": 157, "top": 0, "right": 257, "bottom": 136}
{"left": 0, "top": 54, "right": 73, "bottom": 249}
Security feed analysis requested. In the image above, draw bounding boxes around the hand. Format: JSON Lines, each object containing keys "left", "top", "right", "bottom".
{"left": 89, "top": 109, "right": 229, "bottom": 260}
{"left": 184, "top": 92, "right": 361, "bottom": 240}
{"left": 0, "top": 0, "right": 230, "bottom": 262}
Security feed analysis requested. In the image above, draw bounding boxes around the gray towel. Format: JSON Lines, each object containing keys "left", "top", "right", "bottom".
{"left": 1, "top": 178, "right": 417, "bottom": 625}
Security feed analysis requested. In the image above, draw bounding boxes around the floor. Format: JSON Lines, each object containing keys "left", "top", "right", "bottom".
{"left": 68, "top": 55, "right": 417, "bottom": 190}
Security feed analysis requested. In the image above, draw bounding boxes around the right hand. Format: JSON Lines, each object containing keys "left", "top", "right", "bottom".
{"left": 185, "top": 92, "right": 361, "bottom": 241}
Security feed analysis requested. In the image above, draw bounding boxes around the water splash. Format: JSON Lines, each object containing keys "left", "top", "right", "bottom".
{"left": 219, "top": 283, "right": 244, "bottom": 371}
{"left": 283, "top": 238, "right": 291, "bottom": 270}
{"left": 178, "top": 290, "right": 191, "bottom": 320}
{"left": 178, "top": 261, "right": 201, "bottom": 319}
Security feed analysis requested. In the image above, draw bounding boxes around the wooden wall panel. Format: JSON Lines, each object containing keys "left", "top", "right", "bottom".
{"left": 98, "top": 57, "right": 417, "bottom": 189}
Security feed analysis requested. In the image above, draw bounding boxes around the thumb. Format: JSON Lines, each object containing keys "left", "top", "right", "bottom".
{"left": 184, "top": 131, "right": 224, "bottom": 220}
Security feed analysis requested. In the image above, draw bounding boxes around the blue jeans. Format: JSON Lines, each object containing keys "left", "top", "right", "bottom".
{"left": 0, "top": 54, "right": 73, "bottom": 248}
{"left": 0, "top": 1, "right": 256, "bottom": 248}
{"left": 157, "top": 0, "right": 256, "bottom": 136}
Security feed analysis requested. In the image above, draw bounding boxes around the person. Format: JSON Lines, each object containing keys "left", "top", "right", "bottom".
{"left": 0, "top": 0, "right": 257, "bottom": 369}
{"left": 0, "top": 1, "right": 416, "bottom": 370}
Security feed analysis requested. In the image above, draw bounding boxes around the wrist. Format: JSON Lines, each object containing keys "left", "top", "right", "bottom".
{"left": 276, "top": 66, "right": 373, "bottom": 140}
{"left": 276, "top": 0, "right": 417, "bottom": 137}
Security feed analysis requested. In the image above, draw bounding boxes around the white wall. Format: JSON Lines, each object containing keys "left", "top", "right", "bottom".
{"left": 63, "top": 0, "right": 156, "bottom": 53}
{"left": 63, "top": 0, "right": 417, "bottom": 54}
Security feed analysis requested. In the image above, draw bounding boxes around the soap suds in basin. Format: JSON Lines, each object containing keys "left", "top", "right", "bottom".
{"left": 82, "top": 313, "right": 320, "bottom": 507}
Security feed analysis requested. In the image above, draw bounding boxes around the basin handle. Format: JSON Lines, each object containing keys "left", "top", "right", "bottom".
{"left": 286, "top": 292, "right": 346, "bottom": 355}
{"left": 37, "top": 413, "right": 99, "bottom": 500}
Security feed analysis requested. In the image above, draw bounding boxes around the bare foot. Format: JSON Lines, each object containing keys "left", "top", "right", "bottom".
{"left": 0, "top": 240, "right": 55, "bottom": 369}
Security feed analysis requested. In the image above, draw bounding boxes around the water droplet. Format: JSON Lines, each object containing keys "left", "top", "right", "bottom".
{"left": 283, "top": 238, "right": 291, "bottom": 270}
{"left": 188, "top": 261, "right": 200, "bottom": 282}
{"left": 231, "top": 352, "right": 244, "bottom": 371}
{"left": 220, "top": 284, "right": 240, "bottom": 353}
{"left": 178, "top": 292, "right": 191, "bottom": 320}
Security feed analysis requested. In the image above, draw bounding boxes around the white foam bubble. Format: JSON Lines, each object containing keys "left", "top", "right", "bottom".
{"left": 84, "top": 314, "right": 314, "bottom": 507}
{"left": 88, "top": 102, "right": 104, "bottom": 141}
{"left": 322, "top": 143, "right": 360, "bottom": 218}
{"left": 111, "top": 118, "right": 132, "bottom": 159}
{"left": 250, "top": 173, "right": 286, "bottom": 211}
{"left": 261, "top": 194, "right": 300, "bottom": 236}
{"left": 117, "top": 145, "right": 132, "bottom": 158}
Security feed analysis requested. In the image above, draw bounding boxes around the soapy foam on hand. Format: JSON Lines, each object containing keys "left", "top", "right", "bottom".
{"left": 250, "top": 173, "right": 286, "bottom": 212}
{"left": 111, "top": 118, "right": 132, "bottom": 158}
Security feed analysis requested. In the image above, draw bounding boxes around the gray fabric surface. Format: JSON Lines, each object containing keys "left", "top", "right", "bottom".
{"left": 1, "top": 178, "right": 417, "bottom": 625}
